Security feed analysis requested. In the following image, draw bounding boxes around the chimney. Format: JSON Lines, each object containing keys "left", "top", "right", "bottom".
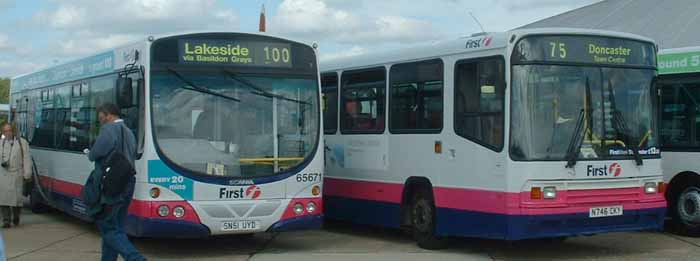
{"left": 259, "top": 4, "right": 266, "bottom": 33}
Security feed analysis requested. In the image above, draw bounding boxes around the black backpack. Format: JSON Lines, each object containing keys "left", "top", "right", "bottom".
{"left": 101, "top": 125, "right": 136, "bottom": 197}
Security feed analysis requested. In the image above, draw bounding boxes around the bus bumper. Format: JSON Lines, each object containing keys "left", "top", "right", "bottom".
{"left": 506, "top": 207, "right": 666, "bottom": 240}
{"left": 268, "top": 214, "right": 324, "bottom": 232}
{"left": 436, "top": 206, "right": 666, "bottom": 240}
{"left": 125, "top": 215, "right": 211, "bottom": 238}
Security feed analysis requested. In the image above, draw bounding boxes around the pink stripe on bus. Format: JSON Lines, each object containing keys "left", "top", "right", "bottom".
{"left": 44, "top": 175, "right": 84, "bottom": 198}
{"left": 324, "top": 178, "right": 403, "bottom": 204}
{"left": 325, "top": 178, "right": 666, "bottom": 216}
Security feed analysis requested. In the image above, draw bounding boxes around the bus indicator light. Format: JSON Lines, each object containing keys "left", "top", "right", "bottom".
{"left": 531, "top": 187, "right": 543, "bottom": 200}
{"left": 435, "top": 141, "right": 442, "bottom": 154}
{"left": 658, "top": 182, "right": 666, "bottom": 194}
{"left": 150, "top": 188, "right": 160, "bottom": 199}
{"left": 312, "top": 185, "right": 321, "bottom": 196}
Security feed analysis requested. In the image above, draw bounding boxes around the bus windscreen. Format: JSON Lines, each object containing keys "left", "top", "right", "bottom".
{"left": 512, "top": 35, "right": 656, "bottom": 67}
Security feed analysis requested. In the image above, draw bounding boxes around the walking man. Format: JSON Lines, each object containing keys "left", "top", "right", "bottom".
{"left": 84, "top": 103, "right": 145, "bottom": 261}
{"left": 0, "top": 123, "right": 31, "bottom": 228}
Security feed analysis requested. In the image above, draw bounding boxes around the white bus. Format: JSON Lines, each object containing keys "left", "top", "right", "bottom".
{"left": 321, "top": 28, "right": 666, "bottom": 249}
{"left": 658, "top": 46, "right": 700, "bottom": 236}
{"left": 11, "top": 32, "right": 324, "bottom": 237}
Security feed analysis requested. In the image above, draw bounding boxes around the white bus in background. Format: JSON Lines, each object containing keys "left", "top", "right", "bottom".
{"left": 321, "top": 28, "right": 666, "bottom": 249}
{"left": 658, "top": 46, "right": 700, "bottom": 236}
{"left": 11, "top": 32, "right": 324, "bottom": 237}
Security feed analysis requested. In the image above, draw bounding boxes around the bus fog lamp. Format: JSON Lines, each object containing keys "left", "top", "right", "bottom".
{"left": 543, "top": 186, "right": 557, "bottom": 199}
{"left": 306, "top": 202, "right": 316, "bottom": 213}
{"left": 150, "top": 188, "right": 160, "bottom": 199}
{"left": 644, "top": 182, "right": 657, "bottom": 194}
{"left": 157, "top": 205, "right": 170, "bottom": 217}
{"left": 173, "top": 206, "right": 186, "bottom": 218}
{"left": 293, "top": 203, "right": 304, "bottom": 215}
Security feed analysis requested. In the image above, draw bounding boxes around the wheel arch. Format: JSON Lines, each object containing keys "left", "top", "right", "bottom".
{"left": 667, "top": 171, "right": 700, "bottom": 202}
{"left": 400, "top": 176, "right": 434, "bottom": 227}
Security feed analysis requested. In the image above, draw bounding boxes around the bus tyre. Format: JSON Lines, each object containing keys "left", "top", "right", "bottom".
{"left": 672, "top": 184, "right": 700, "bottom": 236}
{"left": 411, "top": 190, "right": 447, "bottom": 250}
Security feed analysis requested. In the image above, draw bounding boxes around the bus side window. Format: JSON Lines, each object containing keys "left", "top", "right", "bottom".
{"left": 389, "top": 59, "right": 443, "bottom": 133}
{"left": 89, "top": 75, "right": 117, "bottom": 147}
{"left": 321, "top": 72, "right": 338, "bottom": 135}
{"left": 340, "top": 67, "right": 386, "bottom": 134}
{"left": 660, "top": 82, "right": 700, "bottom": 147}
{"left": 33, "top": 90, "right": 56, "bottom": 148}
{"left": 454, "top": 57, "right": 505, "bottom": 151}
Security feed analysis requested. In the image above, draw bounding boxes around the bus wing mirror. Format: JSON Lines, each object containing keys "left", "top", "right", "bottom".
{"left": 116, "top": 77, "right": 134, "bottom": 108}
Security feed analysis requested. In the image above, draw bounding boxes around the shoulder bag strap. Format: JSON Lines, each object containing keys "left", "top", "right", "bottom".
{"left": 19, "top": 138, "right": 25, "bottom": 172}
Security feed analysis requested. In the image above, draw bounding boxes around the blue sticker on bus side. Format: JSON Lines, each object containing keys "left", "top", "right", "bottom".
{"left": 13, "top": 51, "right": 115, "bottom": 91}
{"left": 148, "top": 160, "right": 194, "bottom": 200}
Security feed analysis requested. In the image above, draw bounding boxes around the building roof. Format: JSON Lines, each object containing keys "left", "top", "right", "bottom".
{"left": 520, "top": 0, "right": 700, "bottom": 49}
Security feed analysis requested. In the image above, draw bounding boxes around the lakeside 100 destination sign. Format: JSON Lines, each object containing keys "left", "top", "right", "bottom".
{"left": 178, "top": 39, "right": 293, "bottom": 68}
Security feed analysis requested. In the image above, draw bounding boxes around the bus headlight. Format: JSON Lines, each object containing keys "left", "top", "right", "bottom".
{"left": 644, "top": 182, "right": 657, "bottom": 194}
{"left": 173, "top": 206, "right": 186, "bottom": 218}
{"left": 293, "top": 203, "right": 304, "bottom": 215}
{"left": 543, "top": 186, "right": 557, "bottom": 199}
{"left": 157, "top": 205, "right": 170, "bottom": 217}
{"left": 306, "top": 202, "right": 317, "bottom": 213}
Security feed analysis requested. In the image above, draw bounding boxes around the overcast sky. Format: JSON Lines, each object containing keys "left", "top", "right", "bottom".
{"left": 0, "top": 0, "right": 600, "bottom": 77}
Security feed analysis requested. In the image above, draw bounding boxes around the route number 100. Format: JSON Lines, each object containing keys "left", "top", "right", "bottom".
{"left": 264, "top": 47, "right": 291, "bottom": 63}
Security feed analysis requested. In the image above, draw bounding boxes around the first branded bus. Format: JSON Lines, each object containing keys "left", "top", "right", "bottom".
{"left": 657, "top": 46, "right": 700, "bottom": 236}
{"left": 321, "top": 28, "right": 666, "bottom": 249}
{"left": 11, "top": 32, "right": 324, "bottom": 237}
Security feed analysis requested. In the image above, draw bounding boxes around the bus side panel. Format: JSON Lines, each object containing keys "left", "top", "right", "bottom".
{"left": 323, "top": 178, "right": 402, "bottom": 228}
{"left": 323, "top": 133, "right": 403, "bottom": 228}
{"left": 662, "top": 151, "right": 700, "bottom": 182}
{"left": 32, "top": 149, "right": 94, "bottom": 221}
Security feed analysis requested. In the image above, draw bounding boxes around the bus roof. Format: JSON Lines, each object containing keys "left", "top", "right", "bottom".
{"left": 321, "top": 27, "right": 656, "bottom": 72}
{"left": 660, "top": 46, "right": 700, "bottom": 55}
{"left": 10, "top": 38, "right": 148, "bottom": 93}
{"left": 659, "top": 46, "right": 700, "bottom": 75}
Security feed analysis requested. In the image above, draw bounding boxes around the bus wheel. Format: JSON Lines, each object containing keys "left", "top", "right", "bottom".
{"left": 674, "top": 185, "right": 700, "bottom": 236}
{"left": 411, "top": 190, "right": 447, "bottom": 250}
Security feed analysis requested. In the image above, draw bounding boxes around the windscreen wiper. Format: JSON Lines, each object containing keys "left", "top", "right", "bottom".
{"left": 166, "top": 68, "right": 240, "bottom": 103}
{"left": 564, "top": 109, "right": 586, "bottom": 168}
{"left": 608, "top": 79, "right": 643, "bottom": 166}
{"left": 222, "top": 69, "right": 309, "bottom": 106}
{"left": 565, "top": 78, "right": 593, "bottom": 168}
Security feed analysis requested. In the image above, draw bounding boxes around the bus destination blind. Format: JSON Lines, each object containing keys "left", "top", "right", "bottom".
{"left": 178, "top": 39, "right": 293, "bottom": 68}
{"left": 513, "top": 35, "right": 655, "bottom": 67}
